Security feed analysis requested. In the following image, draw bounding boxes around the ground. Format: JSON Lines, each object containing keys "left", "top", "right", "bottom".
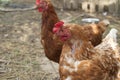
{"left": 0, "top": 0, "right": 120, "bottom": 80}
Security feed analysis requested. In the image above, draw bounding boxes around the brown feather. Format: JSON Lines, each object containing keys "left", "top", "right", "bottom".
{"left": 59, "top": 27, "right": 119, "bottom": 80}
{"left": 40, "top": 0, "right": 108, "bottom": 63}
{"left": 41, "top": 1, "right": 63, "bottom": 63}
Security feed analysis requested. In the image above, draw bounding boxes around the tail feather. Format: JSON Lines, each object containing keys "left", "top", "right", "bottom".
{"left": 98, "top": 28, "right": 120, "bottom": 79}
{"left": 103, "top": 28, "right": 120, "bottom": 60}
{"left": 103, "top": 28, "right": 118, "bottom": 50}
{"left": 103, "top": 28, "right": 118, "bottom": 43}
{"left": 95, "top": 28, "right": 118, "bottom": 52}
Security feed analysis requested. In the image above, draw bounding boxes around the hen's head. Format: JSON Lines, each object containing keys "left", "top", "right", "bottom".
{"left": 36, "top": 0, "right": 49, "bottom": 12}
{"left": 53, "top": 21, "right": 71, "bottom": 41}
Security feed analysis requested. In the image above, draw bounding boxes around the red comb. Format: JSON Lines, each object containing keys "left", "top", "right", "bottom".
{"left": 54, "top": 21, "right": 64, "bottom": 28}
{"left": 36, "top": 0, "right": 40, "bottom": 5}
{"left": 53, "top": 21, "right": 64, "bottom": 33}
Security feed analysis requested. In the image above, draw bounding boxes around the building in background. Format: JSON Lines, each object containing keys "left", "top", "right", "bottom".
{"left": 52, "top": 0, "right": 120, "bottom": 16}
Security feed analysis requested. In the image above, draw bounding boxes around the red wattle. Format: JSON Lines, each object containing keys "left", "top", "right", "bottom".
{"left": 53, "top": 27, "right": 59, "bottom": 33}
{"left": 38, "top": 7, "right": 43, "bottom": 12}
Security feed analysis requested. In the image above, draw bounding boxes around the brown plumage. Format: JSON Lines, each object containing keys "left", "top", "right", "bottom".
{"left": 36, "top": 0, "right": 109, "bottom": 63}
{"left": 54, "top": 23, "right": 120, "bottom": 80}
{"left": 54, "top": 20, "right": 109, "bottom": 46}
{"left": 79, "top": 20, "right": 109, "bottom": 46}
{"left": 36, "top": 0, "right": 63, "bottom": 63}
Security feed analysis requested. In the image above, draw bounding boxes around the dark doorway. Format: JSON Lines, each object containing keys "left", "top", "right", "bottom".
{"left": 95, "top": 4, "right": 99, "bottom": 12}
{"left": 103, "top": 5, "right": 109, "bottom": 12}
{"left": 87, "top": 4, "right": 90, "bottom": 10}
{"left": 78, "top": 3, "right": 82, "bottom": 9}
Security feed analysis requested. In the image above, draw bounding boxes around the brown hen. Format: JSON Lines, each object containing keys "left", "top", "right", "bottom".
{"left": 53, "top": 22, "right": 120, "bottom": 80}
{"left": 36, "top": 0, "right": 109, "bottom": 63}
{"left": 36, "top": 0, "right": 63, "bottom": 63}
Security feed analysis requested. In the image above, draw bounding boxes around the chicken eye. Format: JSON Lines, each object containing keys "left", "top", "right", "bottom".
{"left": 59, "top": 29, "right": 63, "bottom": 32}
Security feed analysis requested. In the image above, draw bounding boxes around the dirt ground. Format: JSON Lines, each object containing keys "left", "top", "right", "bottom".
{"left": 0, "top": 0, "right": 120, "bottom": 80}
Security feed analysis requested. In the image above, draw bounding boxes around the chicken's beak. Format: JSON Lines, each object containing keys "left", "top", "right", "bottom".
{"left": 35, "top": 5, "right": 38, "bottom": 10}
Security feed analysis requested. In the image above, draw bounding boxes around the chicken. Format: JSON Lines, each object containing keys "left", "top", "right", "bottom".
{"left": 53, "top": 20, "right": 109, "bottom": 46}
{"left": 36, "top": 0, "right": 63, "bottom": 63}
{"left": 83, "top": 19, "right": 110, "bottom": 46}
{"left": 36, "top": 0, "right": 109, "bottom": 63}
{"left": 53, "top": 22, "right": 120, "bottom": 80}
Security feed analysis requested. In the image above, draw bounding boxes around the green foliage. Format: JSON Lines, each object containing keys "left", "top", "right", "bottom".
{"left": 0, "top": 0, "right": 11, "bottom": 7}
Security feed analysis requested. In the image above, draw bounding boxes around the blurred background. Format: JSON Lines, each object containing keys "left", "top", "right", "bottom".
{"left": 0, "top": 0, "right": 120, "bottom": 80}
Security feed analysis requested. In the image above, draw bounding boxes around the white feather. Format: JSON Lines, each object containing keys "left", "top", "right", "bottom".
{"left": 103, "top": 28, "right": 118, "bottom": 50}
{"left": 104, "top": 28, "right": 118, "bottom": 43}
{"left": 65, "top": 76, "right": 72, "bottom": 80}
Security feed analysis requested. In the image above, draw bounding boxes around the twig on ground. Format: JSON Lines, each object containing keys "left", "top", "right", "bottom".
{"left": 0, "top": 5, "right": 37, "bottom": 12}
{"left": 49, "top": 61, "right": 58, "bottom": 73}
{"left": 0, "top": 59, "right": 7, "bottom": 63}
{"left": 41, "top": 72, "right": 48, "bottom": 80}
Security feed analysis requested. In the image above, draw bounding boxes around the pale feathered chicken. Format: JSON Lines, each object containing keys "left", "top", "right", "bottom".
{"left": 53, "top": 23, "right": 120, "bottom": 80}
